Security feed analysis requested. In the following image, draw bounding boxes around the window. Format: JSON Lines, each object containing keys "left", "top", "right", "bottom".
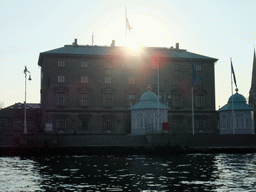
{"left": 128, "top": 63, "right": 136, "bottom": 69}
{"left": 103, "top": 93, "right": 113, "bottom": 106}
{"left": 58, "top": 61, "right": 65, "bottom": 67}
{"left": 174, "top": 64, "right": 180, "bottom": 71}
{"left": 151, "top": 61, "right": 158, "bottom": 70}
{"left": 195, "top": 94, "right": 204, "bottom": 108}
{"left": 58, "top": 76, "right": 65, "bottom": 83}
{"left": 56, "top": 119, "right": 66, "bottom": 129}
{"left": 81, "top": 76, "right": 89, "bottom": 83}
{"left": 129, "top": 77, "right": 135, "bottom": 84}
{"left": 81, "top": 61, "right": 88, "bottom": 68}
{"left": 173, "top": 94, "right": 182, "bottom": 107}
{"left": 105, "top": 77, "right": 111, "bottom": 84}
{"left": 196, "top": 119, "right": 205, "bottom": 129}
{"left": 127, "top": 94, "right": 136, "bottom": 107}
{"left": 104, "top": 117, "right": 113, "bottom": 131}
{"left": 173, "top": 78, "right": 180, "bottom": 86}
{"left": 56, "top": 92, "right": 66, "bottom": 106}
{"left": 105, "top": 62, "right": 111, "bottom": 68}
{"left": 80, "top": 93, "right": 89, "bottom": 107}
{"left": 195, "top": 64, "right": 202, "bottom": 72}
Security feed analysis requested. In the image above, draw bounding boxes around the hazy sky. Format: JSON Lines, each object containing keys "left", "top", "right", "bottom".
{"left": 1, "top": 0, "right": 256, "bottom": 109}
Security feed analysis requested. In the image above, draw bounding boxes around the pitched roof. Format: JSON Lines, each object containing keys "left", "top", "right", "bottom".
{"left": 38, "top": 41, "right": 217, "bottom": 65}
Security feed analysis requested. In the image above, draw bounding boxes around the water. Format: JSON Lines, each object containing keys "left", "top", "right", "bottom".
{"left": 1, "top": 153, "right": 256, "bottom": 191}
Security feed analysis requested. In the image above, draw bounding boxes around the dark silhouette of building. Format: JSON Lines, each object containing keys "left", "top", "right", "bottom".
{"left": 38, "top": 39, "right": 218, "bottom": 134}
{"left": 249, "top": 49, "right": 256, "bottom": 131}
{"left": 0, "top": 103, "right": 41, "bottom": 134}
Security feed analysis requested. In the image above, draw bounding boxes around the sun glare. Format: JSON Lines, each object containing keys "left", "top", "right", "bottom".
{"left": 97, "top": 13, "right": 172, "bottom": 49}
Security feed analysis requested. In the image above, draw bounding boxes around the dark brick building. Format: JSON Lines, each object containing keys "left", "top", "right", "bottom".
{"left": 38, "top": 39, "right": 218, "bottom": 134}
{"left": 0, "top": 103, "right": 41, "bottom": 134}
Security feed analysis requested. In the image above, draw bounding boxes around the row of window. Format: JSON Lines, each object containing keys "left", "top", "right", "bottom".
{"left": 57, "top": 60, "right": 203, "bottom": 71}
{"left": 55, "top": 91, "right": 205, "bottom": 108}
{"left": 57, "top": 76, "right": 136, "bottom": 84}
{"left": 221, "top": 114, "right": 251, "bottom": 129}
{"left": 55, "top": 117, "right": 113, "bottom": 130}
{"left": 57, "top": 76, "right": 203, "bottom": 86}
{"left": 56, "top": 92, "right": 136, "bottom": 108}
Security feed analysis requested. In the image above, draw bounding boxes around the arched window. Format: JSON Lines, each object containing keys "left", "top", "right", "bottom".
{"left": 170, "top": 89, "right": 184, "bottom": 108}
{"left": 55, "top": 87, "right": 68, "bottom": 107}
{"left": 194, "top": 89, "right": 207, "bottom": 108}
{"left": 78, "top": 88, "right": 91, "bottom": 108}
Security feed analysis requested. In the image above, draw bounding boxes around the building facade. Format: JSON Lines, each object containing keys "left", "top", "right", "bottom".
{"left": 38, "top": 39, "right": 218, "bottom": 134}
{"left": 219, "top": 89, "right": 254, "bottom": 134}
{"left": 0, "top": 103, "right": 41, "bottom": 134}
{"left": 130, "top": 86, "right": 169, "bottom": 135}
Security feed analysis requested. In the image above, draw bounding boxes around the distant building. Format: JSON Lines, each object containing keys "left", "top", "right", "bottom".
{"left": 0, "top": 103, "right": 41, "bottom": 134}
{"left": 130, "top": 86, "right": 169, "bottom": 135}
{"left": 38, "top": 39, "right": 218, "bottom": 134}
{"left": 219, "top": 89, "right": 254, "bottom": 134}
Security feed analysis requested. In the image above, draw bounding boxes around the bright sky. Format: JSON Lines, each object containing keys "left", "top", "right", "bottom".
{"left": 1, "top": 0, "right": 256, "bottom": 109}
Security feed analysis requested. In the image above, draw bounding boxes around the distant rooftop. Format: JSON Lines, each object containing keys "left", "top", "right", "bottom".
{"left": 38, "top": 39, "right": 217, "bottom": 66}
{"left": 3, "top": 102, "right": 41, "bottom": 110}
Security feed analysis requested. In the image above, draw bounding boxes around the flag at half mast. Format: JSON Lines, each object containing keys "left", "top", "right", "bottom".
{"left": 126, "top": 18, "right": 132, "bottom": 32}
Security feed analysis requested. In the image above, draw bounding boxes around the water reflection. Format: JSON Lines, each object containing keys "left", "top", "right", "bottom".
{"left": 1, "top": 153, "right": 256, "bottom": 191}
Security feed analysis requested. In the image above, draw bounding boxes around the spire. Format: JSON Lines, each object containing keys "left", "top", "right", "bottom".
{"left": 249, "top": 48, "right": 256, "bottom": 106}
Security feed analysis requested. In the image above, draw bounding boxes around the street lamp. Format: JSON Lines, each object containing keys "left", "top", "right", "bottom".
{"left": 24, "top": 66, "right": 32, "bottom": 134}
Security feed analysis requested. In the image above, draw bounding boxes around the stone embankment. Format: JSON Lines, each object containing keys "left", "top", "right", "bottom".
{"left": 1, "top": 133, "right": 256, "bottom": 156}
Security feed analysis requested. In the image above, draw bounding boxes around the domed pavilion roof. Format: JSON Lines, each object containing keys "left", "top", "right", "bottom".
{"left": 219, "top": 89, "right": 254, "bottom": 111}
{"left": 130, "top": 86, "right": 169, "bottom": 110}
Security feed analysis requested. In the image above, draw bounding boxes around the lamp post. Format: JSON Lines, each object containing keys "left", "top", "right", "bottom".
{"left": 24, "top": 66, "right": 32, "bottom": 134}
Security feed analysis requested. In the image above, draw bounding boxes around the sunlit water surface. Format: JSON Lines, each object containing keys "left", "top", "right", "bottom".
{"left": 1, "top": 153, "right": 256, "bottom": 191}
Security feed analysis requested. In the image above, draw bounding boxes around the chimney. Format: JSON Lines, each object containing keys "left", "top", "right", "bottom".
{"left": 111, "top": 40, "right": 115, "bottom": 47}
{"left": 176, "top": 43, "right": 179, "bottom": 50}
{"left": 73, "top": 39, "right": 78, "bottom": 46}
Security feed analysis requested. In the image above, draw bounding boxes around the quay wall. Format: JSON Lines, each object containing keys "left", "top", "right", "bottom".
{"left": 1, "top": 134, "right": 256, "bottom": 156}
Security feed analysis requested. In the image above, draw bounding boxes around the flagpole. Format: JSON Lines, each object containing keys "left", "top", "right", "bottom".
{"left": 192, "top": 86, "right": 194, "bottom": 135}
{"left": 125, "top": 7, "right": 127, "bottom": 46}
{"left": 231, "top": 58, "right": 235, "bottom": 134}
{"left": 158, "top": 57, "right": 160, "bottom": 132}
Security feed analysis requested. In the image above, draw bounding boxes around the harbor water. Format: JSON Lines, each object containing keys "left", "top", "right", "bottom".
{"left": 1, "top": 153, "right": 256, "bottom": 191}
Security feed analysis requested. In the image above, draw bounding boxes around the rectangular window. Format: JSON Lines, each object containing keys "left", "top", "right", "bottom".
{"left": 196, "top": 119, "right": 205, "bottom": 129}
{"left": 81, "top": 61, "right": 88, "bottom": 68}
{"left": 127, "top": 94, "right": 136, "bottom": 107}
{"left": 104, "top": 117, "right": 113, "bottom": 131}
{"left": 81, "top": 76, "right": 89, "bottom": 83}
{"left": 174, "top": 64, "right": 180, "bottom": 71}
{"left": 173, "top": 78, "right": 180, "bottom": 86}
{"left": 58, "top": 61, "right": 65, "bottom": 67}
{"left": 56, "top": 92, "right": 66, "bottom": 106}
{"left": 103, "top": 93, "right": 113, "bottom": 106}
{"left": 58, "top": 76, "right": 65, "bottom": 83}
{"left": 105, "top": 61, "right": 111, "bottom": 68}
{"left": 196, "top": 94, "right": 204, "bottom": 108}
{"left": 56, "top": 119, "right": 66, "bottom": 129}
{"left": 129, "top": 77, "right": 136, "bottom": 84}
{"left": 173, "top": 94, "right": 182, "bottom": 107}
{"left": 151, "top": 62, "right": 158, "bottom": 70}
{"left": 105, "top": 77, "right": 112, "bottom": 84}
{"left": 195, "top": 64, "right": 202, "bottom": 72}
{"left": 80, "top": 93, "right": 89, "bottom": 107}
{"left": 128, "top": 63, "right": 136, "bottom": 69}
